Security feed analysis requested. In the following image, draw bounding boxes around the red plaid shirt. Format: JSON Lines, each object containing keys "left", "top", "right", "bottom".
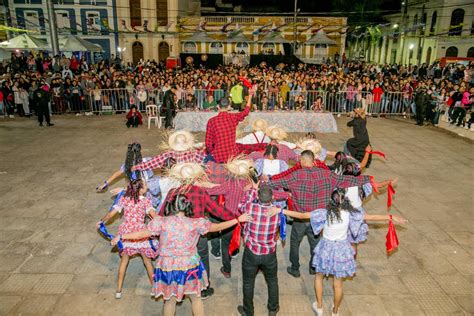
{"left": 268, "top": 167, "right": 370, "bottom": 212}
{"left": 205, "top": 106, "right": 254, "bottom": 163}
{"left": 271, "top": 160, "right": 329, "bottom": 181}
{"left": 159, "top": 185, "right": 234, "bottom": 220}
{"left": 134, "top": 149, "right": 207, "bottom": 171}
{"left": 247, "top": 143, "right": 300, "bottom": 163}
{"left": 206, "top": 178, "right": 248, "bottom": 214}
{"left": 240, "top": 189, "right": 280, "bottom": 255}
{"left": 205, "top": 161, "right": 229, "bottom": 184}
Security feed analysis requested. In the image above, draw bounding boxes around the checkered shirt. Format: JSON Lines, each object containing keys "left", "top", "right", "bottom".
{"left": 247, "top": 143, "right": 300, "bottom": 163}
{"left": 134, "top": 149, "right": 207, "bottom": 171}
{"left": 271, "top": 160, "right": 329, "bottom": 181}
{"left": 206, "top": 178, "right": 248, "bottom": 214}
{"left": 268, "top": 167, "right": 371, "bottom": 212}
{"left": 205, "top": 106, "right": 251, "bottom": 163}
{"left": 205, "top": 161, "right": 229, "bottom": 184}
{"left": 159, "top": 185, "right": 234, "bottom": 221}
{"left": 240, "top": 189, "right": 281, "bottom": 255}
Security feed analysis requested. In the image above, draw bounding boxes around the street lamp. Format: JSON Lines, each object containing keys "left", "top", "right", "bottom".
{"left": 393, "top": 24, "right": 399, "bottom": 29}
{"left": 408, "top": 44, "right": 414, "bottom": 64}
{"left": 117, "top": 47, "right": 126, "bottom": 60}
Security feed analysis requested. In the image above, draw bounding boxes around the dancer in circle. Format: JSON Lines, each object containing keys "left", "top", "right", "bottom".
{"left": 237, "top": 118, "right": 271, "bottom": 145}
{"left": 111, "top": 194, "right": 251, "bottom": 316}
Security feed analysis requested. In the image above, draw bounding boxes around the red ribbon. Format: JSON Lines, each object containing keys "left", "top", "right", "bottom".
{"left": 367, "top": 150, "right": 387, "bottom": 160}
{"left": 186, "top": 267, "right": 200, "bottom": 294}
{"left": 228, "top": 221, "right": 241, "bottom": 256}
{"left": 370, "top": 176, "right": 379, "bottom": 194}
{"left": 287, "top": 196, "right": 294, "bottom": 211}
{"left": 387, "top": 182, "right": 396, "bottom": 209}
{"left": 239, "top": 76, "right": 253, "bottom": 89}
{"left": 218, "top": 195, "right": 225, "bottom": 206}
{"left": 386, "top": 215, "right": 399, "bottom": 254}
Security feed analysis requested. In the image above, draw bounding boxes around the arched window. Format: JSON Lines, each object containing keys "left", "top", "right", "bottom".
{"left": 467, "top": 47, "right": 474, "bottom": 58}
{"left": 132, "top": 41, "right": 143, "bottom": 65}
{"left": 130, "top": 0, "right": 141, "bottom": 27}
{"left": 210, "top": 42, "right": 223, "bottom": 54}
{"left": 449, "top": 9, "right": 464, "bottom": 36}
{"left": 236, "top": 42, "right": 249, "bottom": 54}
{"left": 262, "top": 43, "right": 276, "bottom": 54}
{"left": 183, "top": 42, "right": 197, "bottom": 53}
{"left": 426, "top": 47, "right": 432, "bottom": 64}
{"left": 156, "top": 0, "right": 168, "bottom": 26}
{"left": 158, "top": 42, "right": 169, "bottom": 62}
{"left": 445, "top": 46, "right": 458, "bottom": 57}
{"left": 430, "top": 11, "right": 437, "bottom": 35}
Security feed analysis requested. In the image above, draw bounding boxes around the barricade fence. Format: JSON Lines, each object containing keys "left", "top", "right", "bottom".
{"left": 49, "top": 88, "right": 418, "bottom": 116}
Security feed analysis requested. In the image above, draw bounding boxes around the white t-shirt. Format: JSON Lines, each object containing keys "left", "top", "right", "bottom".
{"left": 237, "top": 131, "right": 270, "bottom": 145}
{"left": 262, "top": 159, "right": 281, "bottom": 176}
{"left": 346, "top": 186, "right": 362, "bottom": 208}
{"left": 159, "top": 177, "right": 181, "bottom": 202}
{"left": 323, "top": 210, "right": 350, "bottom": 241}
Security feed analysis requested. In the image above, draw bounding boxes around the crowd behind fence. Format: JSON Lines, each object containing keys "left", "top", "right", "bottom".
{"left": 50, "top": 87, "right": 418, "bottom": 117}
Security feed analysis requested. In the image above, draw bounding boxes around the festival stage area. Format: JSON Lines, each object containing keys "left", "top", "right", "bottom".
{"left": 0, "top": 116, "right": 471, "bottom": 315}
{"left": 174, "top": 111, "right": 338, "bottom": 133}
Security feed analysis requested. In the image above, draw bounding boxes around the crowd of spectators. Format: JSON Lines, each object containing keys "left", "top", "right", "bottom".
{"left": 0, "top": 51, "right": 472, "bottom": 128}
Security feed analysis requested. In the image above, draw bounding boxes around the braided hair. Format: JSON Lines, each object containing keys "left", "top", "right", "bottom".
{"left": 164, "top": 194, "right": 194, "bottom": 218}
{"left": 125, "top": 179, "right": 145, "bottom": 204}
{"left": 124, "top": 143, "right": 143, "bottom": 180}
{"left": 326, "top": 188, "right": 357, "bottom": 224}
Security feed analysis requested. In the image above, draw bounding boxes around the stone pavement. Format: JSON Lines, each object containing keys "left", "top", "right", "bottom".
{"left": 0, "top": 115, "right": 472, "bottom": 316}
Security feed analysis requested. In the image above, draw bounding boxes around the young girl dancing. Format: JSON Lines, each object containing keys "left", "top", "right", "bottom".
{"left": 96, "top": 179, "right": 158, "bottom": 299}
{"left": 271, "top": 189, "right": 406, "bottom": 316}
{"left": 111, "top": 194, "right": 251, "bottom": 316}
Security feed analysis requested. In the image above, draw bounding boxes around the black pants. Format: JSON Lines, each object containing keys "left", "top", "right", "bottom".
{"left": 242, "top": 248, "right": 279, "bottom": 316}
{"left": 448, "top": 106, "right": 456, "bottom": 121}
{"left": 452, "top": 107, "right": 466, "bottom": 126}
{"left": 37, "top": 104, "right": 50, "bottom": 124}
{"left": 416, "top": 104, "right": 425, "bottom": 125}
{"left": 197, "top": 236, "right": 210, "bottom": 287}
{"left": 289, "top": 220, "right": 319, "bottom": 272}
{"left": 209, "top": 216, "right": 234, "bottom": 273}
{"left": 126, "top": 116, "right": 139, "bottom": 128}
{"left": 165, "top": 108, "right": 175, "bottom": 128}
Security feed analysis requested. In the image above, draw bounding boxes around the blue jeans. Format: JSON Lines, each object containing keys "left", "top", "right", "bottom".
{"left": 0, "top": 101, "right": 4, "bottom": 115}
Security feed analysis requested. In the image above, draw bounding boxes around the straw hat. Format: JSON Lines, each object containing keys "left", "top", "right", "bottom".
{"left": 168, "top": 130, "right": 195, "bottom": 152}
{"left": 225, "top": 158, "right": 254, "bottom": 179}
{"left": 265, "top": 125, "right": 288, "bottom": 141}
{"left": 297, "top": 139, "right": 322, "bottom": 156}
{"left": 251, "top": 119, "right": 269, "bottom": 132}
{"left": 354, "top": 107, "right": 366, "bottom": 119}
{"left": 167, "top": 163, "right": 205, "bottom": 184}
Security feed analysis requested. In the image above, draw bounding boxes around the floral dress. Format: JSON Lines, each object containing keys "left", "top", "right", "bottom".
{"left": 147, "top": 215, "right": 211, "bottom": 301}
{"left": 310, "top": 208, "right": 365, "bottom": 278}
{"left": 114, "top": 195, "right": 158, "bottom": 258}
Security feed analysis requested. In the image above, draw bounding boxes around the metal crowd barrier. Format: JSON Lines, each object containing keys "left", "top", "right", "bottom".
{"left": 49, "top": 87, "right": 418, "bottom": 116}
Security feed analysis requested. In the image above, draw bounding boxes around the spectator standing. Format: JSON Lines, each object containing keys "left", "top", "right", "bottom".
{"left": 34, "top": 84, "right": 53, "bottom": 127}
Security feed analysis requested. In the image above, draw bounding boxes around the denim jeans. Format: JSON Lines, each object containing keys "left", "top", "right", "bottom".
{"left": 0, "top": 101, "right": 4, "bottom": 115}
{"left": 289, "top": 220, "right": 320, "bottom": 271}
{"left": 197, "top": 236, "right": 210, "bottom": 287}
{"left": 242, "top": 248, "right": 279, "bottom": 316}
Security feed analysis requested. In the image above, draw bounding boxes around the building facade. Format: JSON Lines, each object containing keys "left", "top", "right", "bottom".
{"left": 3, "top": 0, "right": 118, "bottom": 59}
{"left": 363, "top": 0, "right": 474, "bottom": 65}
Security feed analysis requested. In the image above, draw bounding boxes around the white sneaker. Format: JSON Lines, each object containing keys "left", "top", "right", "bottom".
{"left": 311, "top": 302, "right": 323, "bottom": 316}
{"left": 331, "top": 306, "right": 340, "bottom": 316}
{"left": 464, "top": 126, "right": 469, "bottom": 130}
{"left": 470, "top": 126, "right": 474, "bottom": 132}
{"left": 9, "top": 115, "right": 14, "bottom": 118}
{"left": 115, "top": 292, "right": 122, "bottom": 299}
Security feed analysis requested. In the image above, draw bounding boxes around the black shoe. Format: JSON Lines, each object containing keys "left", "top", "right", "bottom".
{"left": 47, "top": 123, "right": 54, "bottom": 126}
{"left": 309, "top": 268, "right": 316, "bottom": 275}
{"left": 201, "top": 287, "right": 214, "bottom": 300}
{"left": 220, "top": 266, "right": 231, "bottom": 278}
{"left": 268, "top": 307, "right": 280, "bottom": 316}
{"left": 287, "top": 267, "right": 300, "bottom": 278}
{"left": 39, "top": 123, "right": 43, "bottom": 126}
{"left": 237, "top": 305, "right": 248, "bottom": 316}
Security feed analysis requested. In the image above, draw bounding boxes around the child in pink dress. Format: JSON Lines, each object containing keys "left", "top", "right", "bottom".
{"left": 97, "top": 179, "right": 158, "bottom": 299}
{"left": 112, "top": 194, "right": 251, "bottom": 316}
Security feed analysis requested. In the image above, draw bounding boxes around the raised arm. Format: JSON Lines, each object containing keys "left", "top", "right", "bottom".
{"left": 208, "top": 213, "right": 252, "bottom": 232}
{"left": 132, "top": 152, "right": 172, "bottom": 172}
{"left": 331, "top": 172, "right": 371, "bottom": 190}
{"left": 232, "top": 90, "right": 253, "bottom": 122}
{"left": 365, "top": 214, "right": 407, "bottom": 224}
{"left": 95, "top": 208, "right": 119, "bottom": 228}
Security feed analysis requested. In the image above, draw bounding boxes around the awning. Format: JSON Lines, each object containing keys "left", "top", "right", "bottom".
{"left": 304, "top": 30, "right": 337, "bottom": 46}
{"left": 58, "top": 35, "right": 103, "bottom": 52}
{"left": 259, "top": 32, "right": 290, "bottom": 44}
{"left": 0, "top": 34, "right": 50, "bottom": 50}
{"left": 224, "top": 31, "right": 253, "bottom": 43}
{"left": 182, "top": 31, "right": 218, "bottom": 43}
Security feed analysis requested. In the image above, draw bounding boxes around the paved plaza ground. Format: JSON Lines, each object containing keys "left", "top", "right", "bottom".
{"left": 0, "top": 115, "right": 472, "bottom": 316}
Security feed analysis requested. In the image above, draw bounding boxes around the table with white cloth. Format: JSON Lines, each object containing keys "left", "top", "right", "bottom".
{"left": 173, "top": 111, "right": 338, "bottom": 133}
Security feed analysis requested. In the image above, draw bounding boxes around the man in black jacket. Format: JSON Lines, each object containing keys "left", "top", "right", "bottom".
{"left": 34, "top": 85, "right": 54, "bottom": 127}
{"left": 163, "top": 85, "right": 177, "bottom": 129}
{"left": 414, "top": 84, "right": 430, "bottom": 126}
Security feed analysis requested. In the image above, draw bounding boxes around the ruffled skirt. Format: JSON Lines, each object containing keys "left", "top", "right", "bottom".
{"left": 120, "top": 239, "right": 159, "bottom": 259}
{"left": 312, "top": 238, "right": 356, "bottom": 278}
{"left": 347, "top": 222, "right": 368, "bottom": 244}
{"left": 152, "top": 255, "right": 208, "bottom": 301}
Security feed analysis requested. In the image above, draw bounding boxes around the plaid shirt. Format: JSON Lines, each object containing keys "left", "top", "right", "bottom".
{"left": 240, "top": 189, "right": 281, "bottom": 255}
{"left": 205, "top": 106, "right": 251, "bottom": 163}
{"left": 247, "top": 143, "right": 300, "bottom": 163}
{"left": 271, "top": 160, "right": 329, "bottom": 181}
{"left": 268, "top": 167, "right": 370, "bottom": 212}
{"left": 134, "top": 149, "right": 207, "bottom": 171}
{"left": 159, "top": 185, "right": 234, "bottom": 220}
{"left": 205, "top": 161, "right": 229, "bottom": 184}
{"left": 206, "top": 178, "right": 248, "bottom": 214}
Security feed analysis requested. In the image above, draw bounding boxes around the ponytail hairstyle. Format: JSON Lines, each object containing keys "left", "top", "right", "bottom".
{"left": 124, "top": 142, "right": 143, "bottom": 180}
{"left": 326, "top": 188, "right": 356, "bottom": 224}
{"left": 164, "top": 194, "right": 194, "bottom": 218}
{"left": 341, "top": 161, "right": 366, "bottom": 201}
{"left": 125, "top": 179, "right": 145, "bottom": 204}
{"left": 329, "top": 151, "right": 347, "bottom": 174}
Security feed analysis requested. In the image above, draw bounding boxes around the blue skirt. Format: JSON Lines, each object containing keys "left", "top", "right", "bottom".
{"left": 312, "top": 238, "right": 356, "bottom": 278}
